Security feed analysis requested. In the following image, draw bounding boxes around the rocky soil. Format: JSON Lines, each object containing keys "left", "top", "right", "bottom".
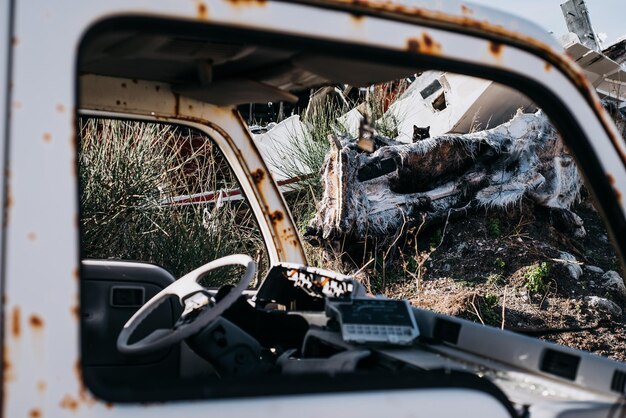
{"left": 369, "top": 192, "right": 626, "bottom": 361}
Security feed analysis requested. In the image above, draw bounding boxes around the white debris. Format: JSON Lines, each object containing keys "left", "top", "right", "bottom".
{"left": 252, "top": 115, "right": 311, "bottom": 184}
{"left": 384, "top": 71, "right": 535, "bottom": 143}
{"left": 561, "top": 31, "right": 626, "bottom": 102}
{"left": 602, "top": 271, "right": 626, "bottom": 297}
{"left": 587, "top": 296, "right": 622, "bottom": 317}
{"left": 585, "top": 265, "right": 604, "bottom": 274}
{"left": 559, "top": 252, "right": 583, "bottom": 281}
{"left": 337, "top": 108, "right": 364, "bottom": 137}
{"left": 558, "top": 32, "right": 582, "bottom": 48}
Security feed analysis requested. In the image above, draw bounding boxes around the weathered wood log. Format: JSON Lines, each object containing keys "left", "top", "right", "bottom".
{"left": 306, "top": 110, "right": 583, "bottom": 241}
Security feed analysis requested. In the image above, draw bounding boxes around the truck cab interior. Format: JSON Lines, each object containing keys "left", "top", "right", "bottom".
{"left": 76, "top": 10, "right": 626, "bottom": 418}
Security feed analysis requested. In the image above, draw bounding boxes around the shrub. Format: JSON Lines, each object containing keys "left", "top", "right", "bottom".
{"left": 524, "top": 262, "right": 550, "bottom": 294}
{"left": 487, "top": 218, "right": 502, "bottom": 237}
{"left": 494, "top": 257, "right": 506, "bottom": 269}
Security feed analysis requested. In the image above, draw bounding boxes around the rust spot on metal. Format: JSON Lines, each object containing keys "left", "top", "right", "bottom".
{"left": 188, "top": 104, "right": 194, "bottom": 111}
{"left": 43, "top": 132, "right": 52, "bottom": 143}
{"left": 5, "top": 185, "right": 12, "bottom": 226}
{"left": 545, "top": 62, "right": 552, "bottom": 72}
{"left": 56, "top": 104, "right": 65, "bottom": 113}
{"left": 489, "top": 41, "right": 503, "bottom": 58}
{"left": 11, "top": 306, "right": 20, "bottom": 338}
{"left": 29, "top": 409, "right": 41, "bottom": 418}
{"left": 3, "top": 344, "right": 11, "bottom": 375}
{"left": 27, "top": 232, "right": 37, "bottom": 241}
{"left": 155, "top": 85, "right": 161, "bottom": 92}
{"left": 197, "top": 2, "right": 208, "bottom": 19}
{"left": 406, "top": 33, "right": 441, "bottom": 55}
{"left": 106, "top": 402, "right": 114, "bottom": 409}
{"left": 121, "top": 82, "right": 127, "bottom": 88}
{"left": 251, "top": 168, "right": 265, "bottom": 184}
{"left": 80, "top": 389, "right": 97, "bottom": 406}
{"left": 225, "top": 0, "right": 267, "bottom": 5}
{"left": 460, "top": 4, "right": 473, "bottom": 15}
{"left": 423, "top": 33, "right": 434, "bottom": 49}
{"left": 71, "top": 305, "right": 79, "bottom": 319}
{"left": 132, "top": 79, "right": 138, "bottom": 84}
{"left": 350, "top": 12, "right": 365, "bottom": 23}
{"left": 29, "top": 314, "right": 44, "bottom": 329}
{"left": 174, "top": 93, "right": 181, "bottom": 115}
{"left": 116, "top": 100, "right": 121, "bottom": 105}
{"left": 75, "top": 359, "right": 96, "bottom": 406}
{"left": 607, "top": 174, "right": 622, "bottom": 201}
{"left": 5, "top": 170, "right": 12, "bottom": 209}
{"left": 71, "top": 156, "right": 77, "bottom": 178}
{"left": 270, "top": 210, "right": 284, "bottom": 224}
{"left": 73, "top": 267, "right": 79, "bottom": 281}
{"left": 608, "top": 174, "right": 616, "bottom": 185}
{"left": 11, "top": 37, "right": 18, "bottom": 47}
{"left": 37, "top": 380, "right": 46, "bottom": 393}
{"left": 60, "top": 394, "right": 79, "bottom": 411}
{"left": 13, "top": 101, "right": 22, "bottom": 109}
{"left": 421, "top": 32, "right": 441, "bottom": 54}
{"left": 406, "top": 38, "right": 420, "bottom": 53}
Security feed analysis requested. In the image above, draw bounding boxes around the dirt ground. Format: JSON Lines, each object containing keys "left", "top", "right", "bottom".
{"left": 374, "top": 192, "right": 626, "bottom": 362}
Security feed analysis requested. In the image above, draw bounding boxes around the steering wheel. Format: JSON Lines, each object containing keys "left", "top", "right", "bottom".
{"left": 117, "top": 254, "right": 256, "bottom": 354}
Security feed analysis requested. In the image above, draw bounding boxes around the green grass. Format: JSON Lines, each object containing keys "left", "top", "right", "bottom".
{"left": 487, "top": 218, "right": 502, "bottom": 237}
{"left": 524, "top": 262, "right": 550, "bottom": 294}
{"left": 79, "top": 118, "right": 266, "bottom": 282}
{"left": 494, "top": 257, "right": 506, "bottom": 269}
{"left": 267, "top": 96, "right": 348, "bottom": 235}
{"left": 480, "top": 293, "right": 501, "bottom": 326}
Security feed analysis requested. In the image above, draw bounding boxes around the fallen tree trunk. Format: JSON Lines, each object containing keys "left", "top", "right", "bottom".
{"left": 306, "top": 110, "right": 584, "bottom": 242}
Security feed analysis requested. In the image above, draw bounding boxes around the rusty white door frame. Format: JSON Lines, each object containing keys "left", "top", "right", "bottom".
{"left": 79, "top": 74, "right": 307, "bottom": 267}
{"left": 3, "top": 1, "right": 626, "bottom": 417}
{"left": 0, "top": 0, "right": 12, "bottom": 410}
{"left": 0, "top": 1, "right": 12, "bottom": 271}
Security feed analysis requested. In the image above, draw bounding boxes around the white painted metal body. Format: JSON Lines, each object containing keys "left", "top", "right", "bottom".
{"left": 3, "top": 1, "right": 626, "bottom": 417}
{"left": 562, "top": 33, "right": 626, "bottom": 102}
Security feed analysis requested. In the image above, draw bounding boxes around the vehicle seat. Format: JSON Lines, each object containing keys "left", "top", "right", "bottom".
{"left": 81, "top": 259, "right": 181, "bottom": 399}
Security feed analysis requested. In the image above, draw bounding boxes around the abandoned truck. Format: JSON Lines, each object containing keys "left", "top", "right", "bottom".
{"left": 3, "top": 0, "right": 626, "bottom": 417}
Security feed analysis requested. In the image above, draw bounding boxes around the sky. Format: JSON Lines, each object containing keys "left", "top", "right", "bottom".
{"left": 466, "top": 0, "right": 625, "bottom": 47}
